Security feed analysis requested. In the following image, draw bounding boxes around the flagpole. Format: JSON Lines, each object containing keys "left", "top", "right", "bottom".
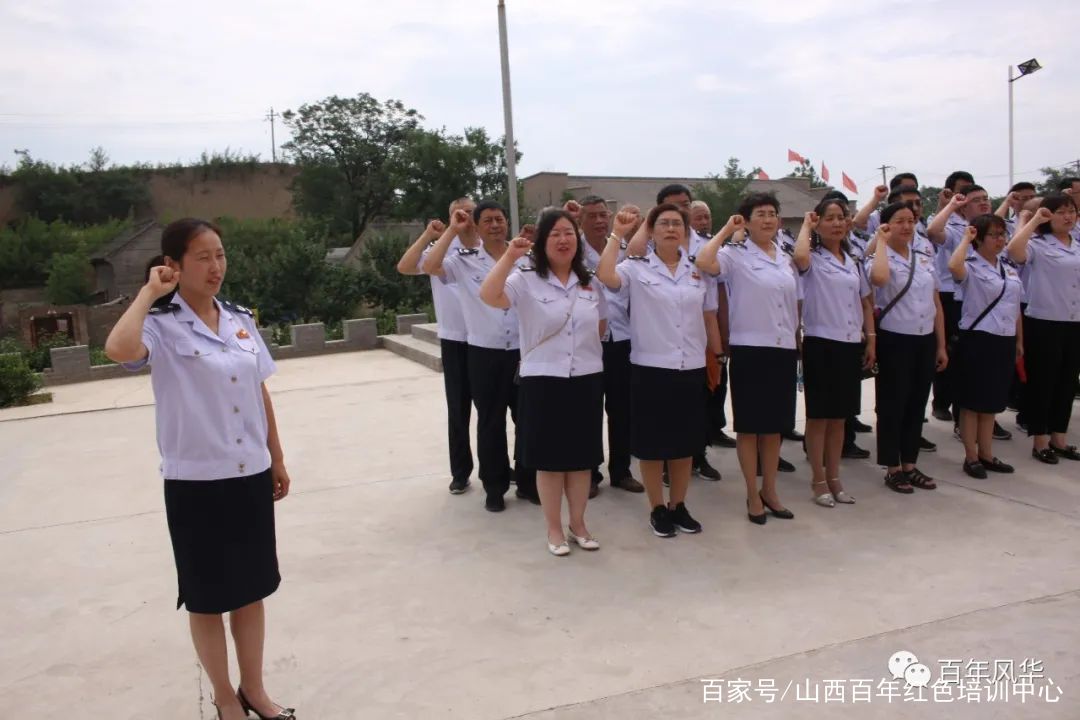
{"left": 497, "top": 0, "right": 520, "bottom": 236}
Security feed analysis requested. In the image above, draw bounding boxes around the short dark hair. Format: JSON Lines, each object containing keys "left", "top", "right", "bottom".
{"left": 1056, "top": 177, "right": 1080, "bottom": 191}
{"left": 472, "top": 200, "right": 507, "bottom": 224}
{"left": 646, "top": 203, "right": 690, "bottom": 233}
{"left": 962, "top": 184, "right": 988, "bottom": 198}
{"left": 161, "top": 218, "right": 221, "bottom": 264}
{"left": 737, "top": 191, "right": 781, "bottom": 221}
{"left": 821, "top": 189, "right": 849, "bottom": 204}
{"left": 880, "top": 201, "right": 917, "bottom": 225}
{"left": 656, "top": 184, "right": 693, "bottom": 205}
{"left": 1009, "top": 181, "right": 1037, "bottom": 193}
{"left": 887, "top": 187, "right": 922, "bottom": 204}
{"left": 945, "top": 171, "right": 975, "bottom": 191}
{"left": 889, "top": 172, "right": 919, "bottom": 190}
{"left": 530, "top": 210, "right": 590, "bottom": 286}
{"left": 579, "top": 195, "right": 606, "bottom": 207}
{"left": 968, "top": 214, "right": 1007, "bottom": 249}
{"left": 1037, "top": 193, "right": 1078, "bottom": 235}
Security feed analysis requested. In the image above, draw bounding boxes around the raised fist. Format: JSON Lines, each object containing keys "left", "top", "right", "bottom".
{"left": 1035, "top": 207, "right": 1054, "bottom": 223}
{"left": 563, "top": 200, "right": 582, "bottom": 220}
{"left": 873, "top": 185, "right": 888, "bottom": 202}
{"left": 951, "top": 193, "right": 968, "bottom": 207}
{"left": 803, "top": 211, "right": 819, "bottom": 227}
{"left": 507, "top": 236, "right": 533, "bottom": 260}
{"left": 613, "top": 209, "right": 638, "bottom": 238}
{"left": 146, "top": 266, "right": 180, "bottom": 298}
{"left": 520, "top": 223, "right": 537, "bottom": 242}
{"left": 725, "top": 215, "right": 745, "bottom": 231}
{"left": 426, "top": 219, "right": 446, "bottom": 236}
{"left": 451, "top": 208, "right": 472, "bottom": 228}
{"left": 964, "top": 225, "right": 977, "bottom": 242}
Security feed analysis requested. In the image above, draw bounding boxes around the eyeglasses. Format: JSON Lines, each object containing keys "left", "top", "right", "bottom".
{"left": 655, "top": 219, "right": 685, "bottom": 229}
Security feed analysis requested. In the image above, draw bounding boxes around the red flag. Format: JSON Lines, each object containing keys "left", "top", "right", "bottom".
{"left": 842, "top": 172, "right": 858, "bottom": 194}
{"left": 821, "top": 163, "right": 830, "bottom": 183}
{"left": 757, "top": 169, "right": 770, "bottom": 180}
{"left": 787, "top": 149, "right": 805, "bottom": 164}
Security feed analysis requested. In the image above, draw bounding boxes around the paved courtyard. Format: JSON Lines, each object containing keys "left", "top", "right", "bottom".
{"left": 1, "top": 349, "right": 1078, "bottom": 719}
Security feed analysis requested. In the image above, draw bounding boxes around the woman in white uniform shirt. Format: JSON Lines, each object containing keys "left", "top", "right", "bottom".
{"left": 947, "top": 214, "right": 1023, "bottom": 478}
{"left": 105, "top": 219, "right": 295, "bottom": 720}
{"left": 868, "top": 202, "right": 949, "bottom": 494}
{"left": 696, "top": 193, "right": 798, "bottom": 525}
{"left": 596, "top": 204, "right": 720, "bottom": 538}
{"left": 480, "top": 210, "right": 605, "bottom": 556}
{"left": 792, "top": 198, "right": 876, "bottom": 508}
{"left": 1007, "top": 196, "right": 1080, "bottom": 464}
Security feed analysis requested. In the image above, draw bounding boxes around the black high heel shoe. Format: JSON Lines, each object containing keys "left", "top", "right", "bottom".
{"left": 237, "top": 687, "right": 296, "bottom": 720}
{"left": 760, "top": 491, "right": 794, "bottom": 519}
{"left": 746, "top": 498, "right": 767, "bottom": 525}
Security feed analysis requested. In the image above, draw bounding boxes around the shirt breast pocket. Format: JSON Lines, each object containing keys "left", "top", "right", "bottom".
{"left": 174, "top": 339, "right": 215, "bottom": 359}
{"left": 235, "top": 337, "right": 260, "bottom": 354}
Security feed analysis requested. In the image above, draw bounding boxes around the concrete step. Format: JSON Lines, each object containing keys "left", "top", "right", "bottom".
{"left": 382, "top": 334, "right": 442, "bottom": 372}
{"left": 410, "top": 323, "right": 440, "bottom": 346}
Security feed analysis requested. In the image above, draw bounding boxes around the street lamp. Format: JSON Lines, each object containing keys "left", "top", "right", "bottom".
{"left": 1008, "top": 58, "right": 1042, "bottom": 188}
{"left": 497, "top": 0, "right": 520, "bottom": 235}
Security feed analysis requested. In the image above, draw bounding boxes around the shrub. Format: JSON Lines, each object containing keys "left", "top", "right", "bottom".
{"left": 0, "top": 353, "right": 41, "bottom": 408}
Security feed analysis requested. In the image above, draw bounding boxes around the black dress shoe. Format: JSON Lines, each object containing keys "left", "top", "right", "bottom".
{"left": 782, "top": 429, "right": 804, "bottom": 442}
{"left": 931, "top": 406, "right": 953, "bottom": 422}
{"left": 777, "top": 456, "right": 796, "bottom": 473}
{"left": 962, "top": 459, "right": 988, "bottom": 479}
{"left": 841, "top": 443, "right": 870, "bottom": 459}
{"left": 992, "top": 422, "right": 1012, "bottom": 441}
{"left": 1032, "top": 448, "right": 1059, "bottom": 464}
{"left": 852, "top": 418, "right": 873, "bottom": 433}
{"left": 759, "top": 491, "right": 794, "bottom": 519}
{"left": 448, "top": 478, "right": 470, "bottom": 495}
{"left": 515, "top": 488, "right": 542, "bottom": 505}
{"left": 693, "top": 457, "right": 721, "bottom": 480}
{"left": 919, "top": 437, "right": 937, "bottom": 452}
{"left": 1051, "top": 444, "right": 1080, "bottom": 461}
{"left": 746, "top": 499, "right": 767, "bottom": 525}
{"left": 713, "top": 430, "right": 737, "bottom": 448}
{"left": 979, "top": 456, "right": 1015, "bottom": 473}
{"left": 485, "top": 493, "right": 506, "bottom": 511}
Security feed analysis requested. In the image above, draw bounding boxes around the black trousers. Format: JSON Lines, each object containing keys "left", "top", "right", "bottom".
{"left": 876, "top": 330, "right": 936, "bottom": 467}
{"left": 932, "top": 291, "right": 961, "bottom": 413}
{"left": 467, "top": 346, "right": 534, "bottom": 497}
{"left": 601, "top": 339, "right": 632, "bottom": 480}
{"left": 1023, "top": 317, "right": 1080, "bottom": 436}
{"left": 441, "top": 340, "right": 474, "bottom": 483}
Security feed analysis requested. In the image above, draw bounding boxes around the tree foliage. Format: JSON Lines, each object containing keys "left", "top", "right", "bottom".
{"left": 786, "top": 158, "right": 828, "bottom": 188}
{"left": 46, "top": 250, "right": 93, "bottom": 304}
{"left": 9, "top": 150, "right": 150, "bottom": 225}
{"left": 0, "top": 218, "right": 126, "bottom": 289}
{"left": 282, "top": 94, "right": 422, "bottom": 240}
{"left": 692, "top": 158, "right": 761, "bottom": 223}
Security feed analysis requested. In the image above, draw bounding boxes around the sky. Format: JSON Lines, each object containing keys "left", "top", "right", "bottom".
{"left": 0, "top": 0, "right": 1076, "bottom": 203}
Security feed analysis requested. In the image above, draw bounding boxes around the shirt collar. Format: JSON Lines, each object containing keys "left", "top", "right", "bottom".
{"left": 173, "top": 293, "right": 227, "bottom": 344}
{"left": 647, "top": 248, "right": 693, "bottom": 281}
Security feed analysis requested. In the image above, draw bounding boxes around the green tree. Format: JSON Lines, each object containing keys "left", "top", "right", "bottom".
{"left": 0, "top": 353, "right": 41, "bottom": 408}
{"left": 0, "top": 218, "right": 125, "bottom": 288}
{"left": 692, "top": 157, "right": 760, "bottom": 224}
{"left": 282, "top": 94, "right": 422, "bottom": 240}
{"left": 46, "top": 250, "right": 92, "bottom": 304}
{"left": 11, "top": 150, "right": 149, "bottom": 224}
{"left": 354, "top": 232, "right": 430, "bottom": 312}
{"left": 786, "top": 158, "right": 827, "bottom": 188}
{"left": 1036, "top": 166, "right": 1079, "bottom": 195}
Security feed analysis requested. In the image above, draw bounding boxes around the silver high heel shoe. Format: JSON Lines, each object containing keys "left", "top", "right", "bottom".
{"left": 829, "top": 480, "right": 855, "bottom": 504}
{"left": 812, "top": 480, "right": 835, "bottom": 508}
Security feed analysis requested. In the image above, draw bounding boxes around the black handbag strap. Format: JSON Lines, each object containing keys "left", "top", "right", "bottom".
{"left": 877, "top": 248, "right": 918, "bottom": 324}
{"left": 968, "top": 262, "right": 1008, "bottom": 332}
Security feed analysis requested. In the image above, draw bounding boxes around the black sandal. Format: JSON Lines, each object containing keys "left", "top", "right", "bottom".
{"left": 1032, "top": 448, "right": 1059, "bottom": 465}
{"left": 1050, "top": 444, "right": 1080, "bottom": 461}
{"left": 906, "top": 468, "right": 937, "bottom": 490}
{"left": 238, "top": 688, "right": 296, "bottom": 720}
{"left": 979, "top": 456, "right": 1015, "bottom": 473}
{"left": 884, "top": 471, "right": 914, "bottom": 494}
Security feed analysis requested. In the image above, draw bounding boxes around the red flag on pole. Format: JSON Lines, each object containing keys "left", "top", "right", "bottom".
{"left": 821, "top": 163, "right": 830, "bottom": 183}
{"left": 787, "top": 149, "right": 806, "bottom": 164}
{"left": 757, "top": 169, "right": 770, "bottom": 180}
{"left": 842, "top": 172, "right": 858, "bottom": 194}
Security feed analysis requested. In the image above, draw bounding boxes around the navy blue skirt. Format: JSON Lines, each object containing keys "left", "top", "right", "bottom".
{"left": 164, "top": 469, "right": 280, "bottom": 614}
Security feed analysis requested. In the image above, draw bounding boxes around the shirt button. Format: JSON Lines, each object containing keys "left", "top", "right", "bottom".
{"left": 239, "top": 463, "right": 245, "bottom": 472}
{"left": 221, "top": 347, "right": 227, "bottom": 353}
{"left": 193, "top": 349, "right": 200, "bottom": 356}
{"left": 231, "top": 376, "right": 238, "bottom": 383}
{"left": 236, "top": 438, "right": 242, "bottom": 444}
{"left": 233, "top": 406, "right": 240, "bottom": 413}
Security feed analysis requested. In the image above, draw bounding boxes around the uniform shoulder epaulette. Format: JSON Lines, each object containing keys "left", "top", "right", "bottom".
{"left": 914, "top": 248, "right": 933, "bottom": 258}
{"left": 520, "top": 266, "right": 536, "bottom": 272}
{"left": 457, "top": 247, "right": 479, "bottom": 256}
{"left": 627, "top": 254, "right": 647, "bottom": 261}
{"left": 965, "top": 256, "right": 978, "bottom": 263}
{"left": 727, "top": 239, "right": 747, "bottom": 248}
{"left": 1001, "top": 256, "right": 1018, "bottom": 268}
{"left": 221, "top": 299, "right": 254, "bottom": 317}
{"left": 781, "top": 241, "right": 795, "bottom": 256}
{"left": 852, "top": 229, "right": 871, "bottom": 241}
{"left": 149, "top": 303, "right": 180, "bottom": 315}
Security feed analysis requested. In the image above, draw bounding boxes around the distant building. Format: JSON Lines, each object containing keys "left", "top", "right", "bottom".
{"left": 89, "top": 220, "right": 162, "bottom": 302}
{"left": 521, "top": 172, "right": 830, "bottom": 234}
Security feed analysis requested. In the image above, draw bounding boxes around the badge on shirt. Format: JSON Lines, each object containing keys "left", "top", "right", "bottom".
{"left": 691, "top": 272, "right": 701, "bottom": 281}
{"left": 237, "top": 329, "right": 250, "bottom": 339}
{"left": 581, "top": 284, "right": 592, "bottom": 291}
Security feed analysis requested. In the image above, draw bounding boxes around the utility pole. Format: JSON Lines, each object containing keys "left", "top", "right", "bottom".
{"left": 265, "top": 107, "right": 278, "bottom": 162}
{"left": 497, "top": 0, "right": 520, "bottom": 235}
{"left": 877, "top": 164, "right": 894, "bottom": 187}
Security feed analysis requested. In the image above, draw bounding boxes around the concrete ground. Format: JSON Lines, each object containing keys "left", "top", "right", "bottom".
{"left": 1, "top": 349, "right": 1078, "bottom": 719}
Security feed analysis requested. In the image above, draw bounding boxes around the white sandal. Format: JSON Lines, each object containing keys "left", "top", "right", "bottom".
{"left": 812, "top": 481, "right": 835, "bottom": 508}
{"left": 567, "top": 528, "right": 600, "bottom": 551}
{"left": 829, "top": 480, "right": 855, "bottom": 504}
